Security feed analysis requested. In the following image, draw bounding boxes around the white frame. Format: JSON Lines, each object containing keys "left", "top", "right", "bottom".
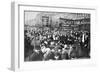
{"left": 11, "top": 2, "right": 97, "bottom": 71}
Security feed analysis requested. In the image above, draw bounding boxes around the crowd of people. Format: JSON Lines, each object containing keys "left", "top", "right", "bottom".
{"left": 24, "top": 26, "right": 90, "bottom": 61}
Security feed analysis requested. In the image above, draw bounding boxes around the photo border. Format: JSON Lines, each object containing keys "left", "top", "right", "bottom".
{"left": 11, "top": 2, "right": 97, "bottom": 71}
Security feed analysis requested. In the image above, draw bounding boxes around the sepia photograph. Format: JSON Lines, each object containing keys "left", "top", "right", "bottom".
{"left": 24, "top": 11, "right": 90, "bottom": 61}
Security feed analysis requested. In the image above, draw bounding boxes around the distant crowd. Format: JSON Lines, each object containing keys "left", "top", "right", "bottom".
{"left": 24, "top": 27, "right": 90, "bottom": 61}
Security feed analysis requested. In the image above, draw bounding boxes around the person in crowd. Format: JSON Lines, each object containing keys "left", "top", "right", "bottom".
{"left": 41, "top": 44, "right": 55, "bottom": 60}
{"left": 61, "top": 44, "right": 69, "bottom": 60}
